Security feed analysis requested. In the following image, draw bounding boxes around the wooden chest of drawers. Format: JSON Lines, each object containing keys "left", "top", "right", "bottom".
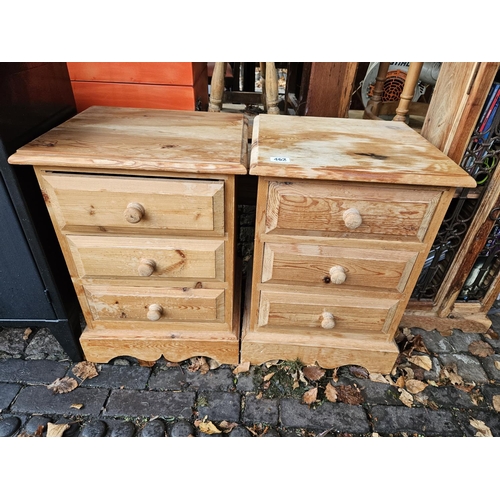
{"left": 242, "top": 114, "right": 476, "bottom": 374}
{"left": 9, "top": 106, "right": 247, "bottom": 365}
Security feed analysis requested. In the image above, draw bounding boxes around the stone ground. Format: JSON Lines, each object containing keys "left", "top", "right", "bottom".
{"left": 1, "top": 311, "right": 500, "bottom": 437}
{"left": 2, "top": 206, "right": 500, "bottom": 437}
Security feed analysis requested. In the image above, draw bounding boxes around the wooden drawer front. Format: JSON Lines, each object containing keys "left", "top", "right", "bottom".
{"left": 66, "top": 235, "right": 224, "bottom": 280}
{"left": 40, "top": 172, "right": 224, "bottom": 235}
{"left": 258, "top": 290, "right": 399, "bottom": 334}
{"left": 265, "top": 181, "right": 441, "bottom": 241}
{"left": 84, "top": 285, "right": 224, "bottom": 322}
{"left": 262, "top": 243, "right": 418, "bottom": 292}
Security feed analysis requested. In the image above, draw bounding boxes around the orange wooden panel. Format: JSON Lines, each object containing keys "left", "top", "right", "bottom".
{"left": 193, "top": 66, "right": 209, "bottom": 111}
{"left": 70, "top": 81, "right": 201, "bottom": 112}
{"left": 67, "top": 62, "right": 206, "bottom": 86}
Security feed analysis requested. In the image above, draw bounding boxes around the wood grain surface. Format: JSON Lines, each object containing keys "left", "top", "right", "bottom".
{"left": 9, "top": 106, "right": 248, "bottom": 175}
{"left": 250, "top": 114, "right": 476, "bottom": 187}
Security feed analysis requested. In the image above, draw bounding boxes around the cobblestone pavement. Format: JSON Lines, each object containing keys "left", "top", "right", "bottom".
{"left": 1, "top": 308, "right": 500, "bottom": 437}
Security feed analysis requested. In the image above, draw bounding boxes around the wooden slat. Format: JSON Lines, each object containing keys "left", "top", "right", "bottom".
{"left": 66, "top": 62, "right": 206, "bottom": 85}
{"left": 436, "top": 165, "right": 500, "bottom": 316}
{"left": 70, "top": 81, "right": 200, "bottom": 113}
{"left": 297, "top": 62, "right": 359, "bottom": 118}
{"left": 421, "top": 62, "right": 500, "bottom": 163}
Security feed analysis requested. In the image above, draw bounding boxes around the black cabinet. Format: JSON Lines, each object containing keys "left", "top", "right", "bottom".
{"left": 0, "top": 63, "right": 83, "bottom": 360}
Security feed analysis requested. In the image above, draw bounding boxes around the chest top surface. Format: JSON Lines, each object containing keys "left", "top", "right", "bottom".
{"left": 250, "top": 114, "right": 476, "bottom": 188}
{"left": 8, "top": 106, "right": 248, "bottom": 175}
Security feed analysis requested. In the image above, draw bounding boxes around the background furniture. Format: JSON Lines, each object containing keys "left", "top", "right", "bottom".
{"left": 0, "top": 63, "right": 83, "bottom": 361}
{"left": 9, "top": 106, "right": 248, "bottom": 365}
{"left": 208, "top": 62, "right": 280, "bottom": 114}
{"left": 401, "top": 62, "right": 500, "bottom": 334}
{"left": 66, "top": 63, "right": 208, "bottom": 113}
{"left": 242, "top": 114, "right": 475, "bottom": 373}
{"left": 284, "top": 62, "right": 359, "bottom": 117}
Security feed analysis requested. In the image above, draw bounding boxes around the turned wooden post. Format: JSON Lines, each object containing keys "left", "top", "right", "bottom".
{"left": 265, "top": 62, "right": 280, "bottom": 115}
{"left": 393, "top": 62, "right": 423, "bottom": 122}
{"left": 363, "top": 62, "right": 390, "bottom": 119}
{"left": 208, "top": 62, "right": 226, "bottom": 112}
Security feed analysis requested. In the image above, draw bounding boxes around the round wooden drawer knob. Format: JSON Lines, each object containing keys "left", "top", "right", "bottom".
{"left": 321, "top": 312, "right": 335, "bottom": 329}
{"left": 342, "top": 208, "right": 362, "bottom": 229}
{"left": 147, "top": 304, "right": 163, "bottom": 321}
{"left": 329, "top": 265, "right": 346, "bottom": 284}
{"left": 124, "top": 202, "right": 145, "bottom": 223}
{"left": 138, "top": 258, "right": 156, "bottom": 277}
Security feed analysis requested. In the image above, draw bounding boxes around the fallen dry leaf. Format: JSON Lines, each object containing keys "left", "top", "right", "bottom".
{"left": 70, "top": 403, "right": 84, "bottom": 410}
{"left": 401, "top": 334, "right": 431, "bottom": 356}
{"left": 303, "top": 365, "right": 326, "bottom": 381}
{"left": 72, "top": 361, "right": 98, "bottom": 381}
{"left": 405, "top": 379, "right": 428, "bottom": 394}
{"left": 298, "top": 369, "right": 308, "bottom": 385}
{"left": 410, "top": 334, "right": 431, "bottom": 354}
{"left": 218, "top": 421, "right": 238, "bottom": 433}
{"left": 442, "top": 367, "right": 463, "bottom": 386}
{"left": 399, "top": 388, "right": 414, "bottom": 407}
{"left": 468, "top": 340, "right": 494, "bottom": 358}
{"left": 470, "top": 390, "right": 484, "bottom": 406}
{"left": 401, "top": 366, "right": 415, "bottom": 381}
{"left": 325, "top": 383, "right": 338, "bottom": 402}
{"left": 138, "top": 359, "right": 155, "bottom": 367}
{"left": 402, "top": 327, "right": 413, "bottom": 339}
{"left": 492, "top": 395, "right": 500, "bottom": 413}
{"left": 413, "top": 393, "right": 439, "bottom": 410}
{"left": 332, "top": 367, "right": 339, "bottom": 383}
{"left": 47, "top": 377, "right": 78, "bottom": 394}
{"left": 208, "top": 358, "right": 220, "bottom": 370}
{"left": 46, "top": 423, "right": 69, "bottom": 437}
{"left": 233, "top": 362, "right": 250, "bottom": 375}
{"left": 31, "top": 425, "right": 44, "bottom": 437}
{"left": 371, "top": 432, "right": 380, "bottom": 437}
{"left": 407, "top": 355, "right": 433, "bottom": 371}
{"left": 395, "top": 376, "right": 405, "bottom": 388}
{"left": 194, "top": 419, "right": 221, "bottom": 435}
{"left": 469, "top": 418, "right": 493, "bottom": 437}
{"left": 411, "top": 367, "right": 426, "bottom": 381}
{"left": 302, "top": 387, "right": 318, "bottom": 405}
{"left": 23, "top": 327, "right": 33, "bottom": 340}
{"left": 336, "top": 385, "right": 363, "bottom": 405}
{"left": 245, "top": 425, "right": 259, "bottom": 436}
{"left": 494, "top": 361, "right": 500, "bottom": 371}
{"left": 188, "top": 357, "right": 210, "bottom": 374}
{"left": 263, "top": 372, "right": 275, "bottom": 382}
{"left": 265, "top": 359, "right": 280, "bottom": 368}
{"left": 427, "top": 380, "right": 438, "bottom": 387}
{"left": 369, "top": 373, "right": 390, "bottom": 384}
{"left": 165, "top": 361, "right": 180, "bottom": 368}
{"left": 348, "top": 365, "right": 369, "bottom": 379}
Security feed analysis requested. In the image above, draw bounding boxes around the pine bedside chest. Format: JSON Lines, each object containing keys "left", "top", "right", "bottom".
{"left": 242, "top": 114, "right": 476, "bottom": 374}
{"left": 9, "top": 106, "right": 248, "bottom": 365}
